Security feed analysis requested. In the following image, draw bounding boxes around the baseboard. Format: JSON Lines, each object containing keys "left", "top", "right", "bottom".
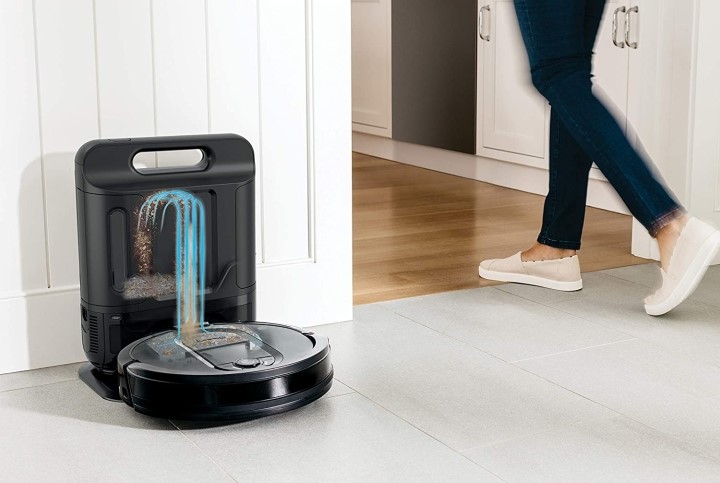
{"left": 352, "top": 122, "right": 391, "bottom": 138}
{"left": 0, "top": 289, "right": 85, "bottom": 375}
{"left": 353, "top": 132, "right": 629, "bottom": 215}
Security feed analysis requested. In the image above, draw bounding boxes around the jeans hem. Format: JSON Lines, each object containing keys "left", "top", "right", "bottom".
{"left": 649, "top": 207, "right": 686, "bottom": 237}
{"left": 537, "top": 234, "right": 581, "bottom": 250}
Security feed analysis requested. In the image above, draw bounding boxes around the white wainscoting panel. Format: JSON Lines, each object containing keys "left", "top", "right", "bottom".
{"left": 206, "top": 0, "right": 264, "bottom": 263}
{"left": 153, "top": 0, "right": 209, "bottom": 169}
{"left": 35, "top": 0, "right": 99, "bottom": 289}
{"left": 0, "top": 1, "right": 48, "bottom": 297}
{"left": 257, "top": 0, "right": 311, "bottom": 263}
{"left": 0, "top": 291, "right": 84, "bottom": 375}
{"left": 95, "top": 0, "right": 155, "bottom": 140}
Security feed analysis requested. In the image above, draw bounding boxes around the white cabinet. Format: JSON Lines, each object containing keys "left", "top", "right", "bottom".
{"left": 592, "top": 0, "right": 630, "bottom": 134}
{"left": 351, "top": 0, "right": 392, "bottom": 137}
{"left": 477, "top": 0, "right": 547, "bottom": 160}
{"left": 624, "top": 0, "right": 714, "bottom": 260}
{"left": 687, "top": 0, "right": 720, "bottom": 243}
{"left": 476, "top": 0, "right": 632, "bottom": 170}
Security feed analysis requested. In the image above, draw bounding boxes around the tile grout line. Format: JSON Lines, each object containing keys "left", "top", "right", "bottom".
{"left": 0, "top": 377, "right": 82, "bottom": 395}
{"left": 488, "top": 285, "right": 645, "bottom": 342}
{"left": 458, "top": 424, "right": 583, "bottom": 456}
{"left": 370, "top": 303, "right": 510, "bottom": 366}
{"left": 492, "top": 284, "right": 641, "bottom": 340}
{"left": 458, "top": 411, "right": 720, "bottom": 467}
{"left": 510, "top": 338, "right": 638, "bottom": 364}
{"left": 603, "top": 268, "right": 720, "bottom": 308}
{"left": 324, "top": 385, "right": 356, "bottom": 398}
{"left": 169, "top": 420, "right": 240, "bottom": 483}
{"left": 376, "top": 293, "right": 635, "bottom": 368}
{"left": 500, "top": 283, "right": 720, "bottom": 371}
{"left": 506, "top": 362, "right": 720, "bottom": 464}
{"left": 600, "top": 268, "right": 658, "bottom": 288}
{"left": 332, "top": 378, "right": 509, "bottom": 482}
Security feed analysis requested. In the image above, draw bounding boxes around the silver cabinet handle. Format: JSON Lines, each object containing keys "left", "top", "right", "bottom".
{"left": 479, "top": 5, "right": 491, "bottom": 42}
{"left": 625, "top": 5, "right": 638, "bottom": 49}
{"left": 612, "top": 6, "right": 626, "bottom": 48}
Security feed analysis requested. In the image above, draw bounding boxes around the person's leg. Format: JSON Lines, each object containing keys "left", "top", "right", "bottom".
{"left": 522, "top": 113, "right": 590, "bottom": 260}
{"left": 512, "top": 0, "right": 683, "bottom": 262}
{"left": 480, "top": 1, "right": 600, "bottom": 288}
{"left": 523, "top": 0, "right": 604, "bottom": 261}
{"left": 508, "top": 0, "right": 720, "bottom": 315}
{"left": 534, "top": 115, "right": 592, "bottom": 250}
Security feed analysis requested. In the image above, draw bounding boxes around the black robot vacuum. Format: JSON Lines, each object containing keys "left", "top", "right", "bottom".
{"left": 75, "top": 134, "right": 333, "bottom": 421}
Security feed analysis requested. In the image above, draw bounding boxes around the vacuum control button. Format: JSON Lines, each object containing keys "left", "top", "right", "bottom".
{"left": 233, "top": 358, "right": 261, "bottom": 368}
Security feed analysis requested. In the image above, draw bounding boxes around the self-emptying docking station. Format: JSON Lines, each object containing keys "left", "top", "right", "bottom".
{"left": 75, "top": 134, "right": 332, "bottom": 421}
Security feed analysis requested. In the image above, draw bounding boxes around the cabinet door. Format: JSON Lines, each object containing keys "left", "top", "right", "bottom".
{"left": 592, "top": 0, "right": 630, "bottom": 133}
{"left": 626, "top": 0, "right": 710, "bottom": 260}
{"left": 479, "top": 0, "right": 547, "bottom": 159}
{"left": 352, "top": 0, "right": 392, "bottom": 136}
{"left": 687, "top": 0, "right": 720, "bottom": 238}
{"left": 588, "top": 0, "right": 631, "bottom": 174}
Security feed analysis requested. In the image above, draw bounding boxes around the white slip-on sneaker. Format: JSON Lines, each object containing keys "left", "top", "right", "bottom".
{"left": 479, "top": 251, "right": 583, "bottom": 292}
{"left": 644, "top": 217, "right": 720, "bottom": 316}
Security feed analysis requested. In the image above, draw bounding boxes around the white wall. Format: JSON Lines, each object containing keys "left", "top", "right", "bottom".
{"left": 0, "top": 0, "right": 352, "bottom": 374}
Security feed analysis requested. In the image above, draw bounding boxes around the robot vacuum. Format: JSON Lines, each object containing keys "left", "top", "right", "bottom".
{"left": 118, "top": 322, "right": 332, "bottom": 421}
{"left": 75, "top": 134, "right": 333, "bottom": 421}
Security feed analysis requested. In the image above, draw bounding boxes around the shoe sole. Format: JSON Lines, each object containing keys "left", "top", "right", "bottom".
{"left": 478, "top": 266, "right": 583, "bottom": 292}
{"left": 645, "top": 230, "right": 720, "bottom": 316}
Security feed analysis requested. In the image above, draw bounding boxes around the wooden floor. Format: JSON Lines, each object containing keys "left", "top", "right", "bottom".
{"left": 353, "top": 152, "right": 651, "bottom": 305}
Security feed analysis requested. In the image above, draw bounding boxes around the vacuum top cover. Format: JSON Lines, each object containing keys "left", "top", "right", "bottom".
{"left": 126, "top": 322, "right": 316, "bottom": 376}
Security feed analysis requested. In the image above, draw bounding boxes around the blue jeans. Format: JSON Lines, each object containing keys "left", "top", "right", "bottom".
{"left": 513, "top": 0, "right": 682, "bottom": 250}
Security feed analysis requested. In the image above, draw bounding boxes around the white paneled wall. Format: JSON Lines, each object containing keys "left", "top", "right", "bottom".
{"left": 0, "top": 1, "right": 47, "bottom": 296}
{"left": 95, "top": 0, "right": 155, "bottom": 140}
{"left": 153, "top": 0, "right": 209, "bottom": 140}
{"left": 206, "top": 0, "right": 262, "bottom": 255}
{"left": 35, "top": 0, "right": 100, "bottom": 289}
{"left": 0, "top": 0, "right": 352, "bottom": 374}
{"left": 257, "top": 0, "right": 311, "bottom": 263}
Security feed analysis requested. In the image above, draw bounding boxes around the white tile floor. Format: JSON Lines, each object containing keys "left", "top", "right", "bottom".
{"left": 2, "top": 265, "right": 720, "bottom": 482}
